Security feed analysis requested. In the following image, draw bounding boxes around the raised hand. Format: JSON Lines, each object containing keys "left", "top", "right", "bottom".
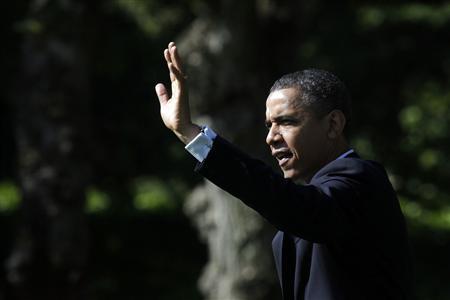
{"left": 155, "top": 42, "right": 200, "bottom": 144}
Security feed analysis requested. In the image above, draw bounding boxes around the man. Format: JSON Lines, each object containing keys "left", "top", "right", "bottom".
{"left": 155, "top": 42, "right": 412, "bottom": 300}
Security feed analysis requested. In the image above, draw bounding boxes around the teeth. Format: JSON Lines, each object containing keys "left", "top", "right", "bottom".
{"left": 275, "top": 152, "right": 292, "bottom": 160}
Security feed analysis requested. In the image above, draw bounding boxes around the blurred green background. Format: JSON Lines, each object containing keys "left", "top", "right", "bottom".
{"left": 1, "top": 0, "right": 449, "bottom": 299}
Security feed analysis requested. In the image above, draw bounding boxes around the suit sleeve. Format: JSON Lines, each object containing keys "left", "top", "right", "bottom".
{"left": 194, "top": 136, "right": 369, "bottom": 243}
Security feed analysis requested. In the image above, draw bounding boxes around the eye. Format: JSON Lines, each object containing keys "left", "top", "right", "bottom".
{"left": 280, "top": 119, "right": 296, "bottom": 126}
{"left": 265, "top": 122, "right": 272, "bottom": 129}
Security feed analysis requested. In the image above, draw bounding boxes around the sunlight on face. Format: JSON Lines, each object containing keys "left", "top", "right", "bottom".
{"left": 265, "top": 88, "right": 330, "bottom": 182}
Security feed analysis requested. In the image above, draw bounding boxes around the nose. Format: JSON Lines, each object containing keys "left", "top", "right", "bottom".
{"left": 266, "top": 125, "right": 282, "bottom": 146}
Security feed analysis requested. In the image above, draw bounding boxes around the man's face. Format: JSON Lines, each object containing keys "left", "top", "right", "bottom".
{"left": 265, "top": 88, "right": 331, "bottom": 182}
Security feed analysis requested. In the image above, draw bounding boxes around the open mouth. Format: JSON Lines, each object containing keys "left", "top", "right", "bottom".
{"left": 274, "top": 150, "right": 294, "bottom": 167}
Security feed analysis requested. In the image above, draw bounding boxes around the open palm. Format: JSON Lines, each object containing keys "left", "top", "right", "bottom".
{"left": 155, "top": 42, "right": 199, "bottom": 144}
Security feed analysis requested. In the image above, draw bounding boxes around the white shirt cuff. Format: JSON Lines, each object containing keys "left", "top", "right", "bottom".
{"left": 185, "top": 126, "right": 217, "bottom": 162}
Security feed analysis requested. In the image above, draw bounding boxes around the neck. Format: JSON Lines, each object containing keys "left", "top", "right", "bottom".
{"left": 301, "top": 138, "right": 350, "bottom": 184}
{"left": 328, "top": 138, "right": 351, "bottom": 161}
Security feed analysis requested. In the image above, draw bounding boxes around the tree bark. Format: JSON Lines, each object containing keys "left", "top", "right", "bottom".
{"left": 179, "top": 2, "right": 287, "bottom": 299}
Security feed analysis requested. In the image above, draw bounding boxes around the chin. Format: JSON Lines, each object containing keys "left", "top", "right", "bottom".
{"left": 283, "top": 170, "right": 298, "bottom": 180}
{"left": 283, "top": 170, "right": 306, "bottom": 183}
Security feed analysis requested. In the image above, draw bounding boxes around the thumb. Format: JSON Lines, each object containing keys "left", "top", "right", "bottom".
{"left": 155, "top": 83, "right": 169, "bottom": 105}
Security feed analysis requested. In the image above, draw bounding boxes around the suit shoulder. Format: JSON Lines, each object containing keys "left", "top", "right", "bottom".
{"left": 312, "top": 157, "right": 390, "bottom": 187}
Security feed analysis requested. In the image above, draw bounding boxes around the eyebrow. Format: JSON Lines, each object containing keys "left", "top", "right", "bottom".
{"left": 265, "top": 115, "right": 299, "bottom": 127}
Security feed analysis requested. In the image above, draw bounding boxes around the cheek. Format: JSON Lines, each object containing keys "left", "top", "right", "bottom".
{"left": 283, "top": 130, "right": 304, "bottom": 156}
{"left": 290, "top": 129, "right": 323, "bottom": 158}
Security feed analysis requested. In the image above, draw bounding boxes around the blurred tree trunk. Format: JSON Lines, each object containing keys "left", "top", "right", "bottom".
{"left": 180, "top": 1, "right": 303, "bottom": 299}
{"left": 6, "top": 0, "right": 91, "bottom": 299}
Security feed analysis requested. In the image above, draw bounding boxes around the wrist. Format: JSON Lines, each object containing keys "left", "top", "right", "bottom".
{"left": 174, "top": 123, "right": 201, "bottom": 145}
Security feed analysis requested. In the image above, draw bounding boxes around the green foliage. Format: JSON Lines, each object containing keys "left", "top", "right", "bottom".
{"left": 397, "top": 81, "right": 450, "bottom": 215}
{"left": 401, "top": 198, "right": 450, "bottom": 231}
{"left": 85, "top": 178, "right": 189, "bottom": 214}
{"left": 131, "top": 177, "right": 186, "bottom": 213}
{"left": 400, "top": 82, "right": 450, "bottom": 145}
{"left": 14, "top": 18, "right": 44, "bottom": 34}
{"left": 358, "top": 3, "right": 450, "bottom": 29}
{"left": 351, "top": 135, "right": 376, "bottom": 159}
{"left": 0, "top": 181, "right": 20, "bottom": 212}
{"left": 113, "top": 0, "right": 189, "bottom": 36}
{"left": 86, "top": 187, "right": 111, "bottom": 214}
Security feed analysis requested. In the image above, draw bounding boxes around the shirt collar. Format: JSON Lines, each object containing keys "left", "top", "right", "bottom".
{"left": 336, "top": 149, "right": 355, "bottom": 160}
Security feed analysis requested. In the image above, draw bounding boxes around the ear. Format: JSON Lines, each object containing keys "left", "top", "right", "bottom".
{"left": 326, "top": 110, "right": 346, "bottom": 139}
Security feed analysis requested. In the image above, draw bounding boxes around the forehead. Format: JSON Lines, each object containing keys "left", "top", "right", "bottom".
{"left": 265, "top": 88, "right": 305, "bottom": 117}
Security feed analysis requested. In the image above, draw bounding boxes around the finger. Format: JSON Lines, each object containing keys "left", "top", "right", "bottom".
{"left": 169, "top": 63, "right": 185, "bottom": 83}
{"left": 168, "top": 42, "right": 184, "bottom": 72}
{"left": 170, "top": 46, "right": 184, "bottom": 75}
{"left": 167, "top": 42, "right": 175, "bottom": 64}
{"left": 164, "top": 49, "right": 176, "bottom": 81}
{"left": 164, "top": 49, "right": 172, "bottom": 65}
{"left": 168, "top": 64, "right": 176, "bottom": 82}
{"left": 155, "top": 83, "right": 169, "bottom": 105}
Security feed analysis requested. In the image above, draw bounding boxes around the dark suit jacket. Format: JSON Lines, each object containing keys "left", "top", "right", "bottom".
{"left": 195, "top": 136, "right": 413, "bottom": 300}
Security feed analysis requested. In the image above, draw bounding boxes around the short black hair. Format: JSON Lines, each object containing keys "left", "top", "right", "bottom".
{"left": 270, "top": 69, "right": 352, "bottom": 129}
